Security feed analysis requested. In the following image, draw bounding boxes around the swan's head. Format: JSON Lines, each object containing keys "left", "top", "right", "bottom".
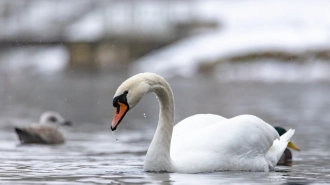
{"left": 111, "top": 74, "right": 151, "bottom": 131}
{"left": 39, "top": 111, "right": 72, "bottom": 126}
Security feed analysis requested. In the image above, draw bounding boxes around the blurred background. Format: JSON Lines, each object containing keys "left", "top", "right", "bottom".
{"left": 1, "top": 0, "right": 330, "bottom": 133}
{"left": 0, "top": 0, "right": 330, "bottom": 130}
{"left": 1, "top": 0, "right": 330, "bottom": 122}
{"left": 1, "top": 1, "right": 330, "bottom": 183}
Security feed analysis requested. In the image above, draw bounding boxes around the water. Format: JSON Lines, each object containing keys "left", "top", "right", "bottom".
{"left": 0, "top": 72, "right": 330, "bottom": 184}
{"left": 111, "top": 131, "right": 119, "bottom": 143}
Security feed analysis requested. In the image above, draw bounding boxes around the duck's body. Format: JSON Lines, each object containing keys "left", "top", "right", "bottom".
{"left": 15, "top": 111, "right": 71, "bottom": 145}
{"left": 111, "top": 73, "right": 296, "bottom": 173}
{"left": 277, "top": 148, "right": 292, "bottom": 166}
{"left": 15, "top": 124, "right": 65, "bottom": 144}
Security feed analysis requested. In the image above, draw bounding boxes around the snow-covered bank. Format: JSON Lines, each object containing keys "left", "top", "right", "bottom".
{"left": 0, "top": 46, "right": 69, "bottom": 76}
{"left": 212, "top": 60, "right": 330, "bottom": 83}
{"left": 131, "top": 0, "right": 330, "bottom": 82}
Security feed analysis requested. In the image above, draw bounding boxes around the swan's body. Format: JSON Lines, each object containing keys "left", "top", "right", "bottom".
{"left": 111, "top": 73, "right": 296, "bottom": 173}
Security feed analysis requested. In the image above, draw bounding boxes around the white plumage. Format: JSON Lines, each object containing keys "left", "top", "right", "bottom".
{"left": 171, "top": 114, "right": 295, "bottom": 172}
{"left": 111, "top": 73, "right": 296, "bottom": 173}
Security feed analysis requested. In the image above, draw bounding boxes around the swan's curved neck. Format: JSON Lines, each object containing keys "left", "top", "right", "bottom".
{"left": 144, "top": 76, "right": 174, "bottom": 172}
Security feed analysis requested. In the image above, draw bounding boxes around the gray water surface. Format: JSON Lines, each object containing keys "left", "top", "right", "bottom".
{"left": 0, "top": 73, "right": 329, "bottom": 184}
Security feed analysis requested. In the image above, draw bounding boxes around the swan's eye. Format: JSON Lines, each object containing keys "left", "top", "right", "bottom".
{"left": 113, "top": 91, "right": 129, "bottom": 114}
{"left": 113, "top": 91, "right": 128, "bottom": 108}
{"left": 118, "top": 95, "right": 127, "bottom": 103}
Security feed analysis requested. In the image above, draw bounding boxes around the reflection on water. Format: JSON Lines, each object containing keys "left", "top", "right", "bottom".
{"left": 0, "top": 72, "right": 330, "bottom": 184}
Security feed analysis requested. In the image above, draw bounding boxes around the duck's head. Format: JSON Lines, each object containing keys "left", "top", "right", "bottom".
{"left": 111, "top": 74, "right": 152, "bottom": 131}
{"left": 40, "top": 111, "right": 72, "bottom": 126}
{"left": 274, "top": 126, "right": 300, "bottom": 151}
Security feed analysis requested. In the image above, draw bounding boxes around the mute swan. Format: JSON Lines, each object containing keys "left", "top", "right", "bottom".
{"left": 111, "top": 73, "right": 295, "bottom": 173}
{"left": 274, "top": 126, "right": 300, "bottom": 166}
{"left": 15, "top": 111, "right": 72, "bottom": 144}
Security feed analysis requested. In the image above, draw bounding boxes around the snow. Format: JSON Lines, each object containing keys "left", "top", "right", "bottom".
{"left": 131, "top": 0, "right": 330, "bottom": 81}
{"left": 0, "top": 0, "right": 195, "bottom": 41}
{"left": 0, "top": 1, "right": 94, "bottom": 40}
{"left": 1, "top": 0, "right": 330, "bottom": 81}
{"left": 65, "top": 11, "right": 104, "bottom": 42}
{"left": 0, "top": 46, "right": 69, "bottom": 75}
{"left": 214, "top": 60, "right": 330, "bottom": 83}
{"left": 132, "top": 28, "right": 330, "bottom": 78}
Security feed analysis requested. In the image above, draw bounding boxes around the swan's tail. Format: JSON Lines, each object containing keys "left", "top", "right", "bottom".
{"left": 266, "top": 129, "right": 295, "bottom": 169}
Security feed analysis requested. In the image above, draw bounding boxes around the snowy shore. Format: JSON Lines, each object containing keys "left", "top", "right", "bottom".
{"left": 131, "top": 0, "right": 330, "bottom": 82}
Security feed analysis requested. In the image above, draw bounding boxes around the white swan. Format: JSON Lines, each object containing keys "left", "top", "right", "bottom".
{"left": 111, "top": 73, "right": 295, "bottom": 173}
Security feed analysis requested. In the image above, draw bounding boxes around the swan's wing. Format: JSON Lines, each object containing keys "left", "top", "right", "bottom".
{"left": 173, "top": 114, "right": 227, "bottom": 136}
{"left": 173, "top": 115, "right": 277, "bottom": 154}
{"left": 171, "top": 115, "right": 279, "bottom": 172}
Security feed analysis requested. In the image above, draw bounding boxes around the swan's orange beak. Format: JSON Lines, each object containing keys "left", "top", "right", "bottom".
{"left": 111, "top": 102, "right": 128, "bottom": 131}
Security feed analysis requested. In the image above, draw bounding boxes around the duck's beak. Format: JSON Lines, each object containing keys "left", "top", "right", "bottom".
{"left": 111, "top": 102, "right": 128, "bottom": 131}
{"left": 288, "top": 141, "right": 300, "bottom": 151}
{"left": 62, "top": 120, "right": 72, "bottom": 126}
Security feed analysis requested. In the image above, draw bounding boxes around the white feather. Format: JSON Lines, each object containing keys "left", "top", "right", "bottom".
{"left": 265, "top": 129, "right": 295, "bottom": 169}
{"left": 171, "top": 115, "right": 280, "bottom": 172}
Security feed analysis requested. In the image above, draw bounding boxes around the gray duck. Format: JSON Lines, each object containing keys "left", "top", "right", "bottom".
{"left": 15, "top": 111, "right": 72, "bottom": 144}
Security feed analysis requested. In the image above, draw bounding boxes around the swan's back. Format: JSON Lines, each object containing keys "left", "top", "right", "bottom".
{"left": 171, "top": 115, "right": 279, "bottom": 173}
{"left": 173, "top": 114, "right": 226, "bottom": 135}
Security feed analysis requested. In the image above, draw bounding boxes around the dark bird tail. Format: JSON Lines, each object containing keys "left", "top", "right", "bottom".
{"left": 14, "top": 127, "right": 43, "bottom": 144}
